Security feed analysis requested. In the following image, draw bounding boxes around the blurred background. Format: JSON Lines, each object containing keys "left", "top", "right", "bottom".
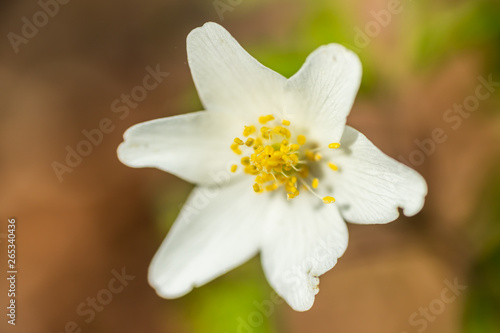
{"left": 1, "top": 0, "right": 499, "bottom": 332}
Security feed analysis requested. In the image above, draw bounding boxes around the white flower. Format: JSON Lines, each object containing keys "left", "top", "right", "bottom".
{"left": 117, "top": 22, "right": 427, "bottom": 311}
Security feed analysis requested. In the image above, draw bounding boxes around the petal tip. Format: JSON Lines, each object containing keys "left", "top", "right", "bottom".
{"left": 187, "top": 21, "right": 225, "bottom": 44}
{"left": 314, "top": 43, "right": 362, "bottom": 67}
{"left": 147, "top": 261, "right": 193, "bottom": 300}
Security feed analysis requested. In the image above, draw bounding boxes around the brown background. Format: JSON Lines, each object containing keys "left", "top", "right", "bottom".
{"left": 0, "top": 0, "right": 499, "bottom": 332}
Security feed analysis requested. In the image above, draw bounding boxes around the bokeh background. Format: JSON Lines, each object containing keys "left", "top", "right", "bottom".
{"left": 1, "top": 0, "right": 500, "bottom": 332}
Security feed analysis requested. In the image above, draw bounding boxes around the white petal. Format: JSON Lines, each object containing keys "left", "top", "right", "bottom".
{"left": 284, "top": 44, "right": 362, "bottom": 143}
{"left": 260, "top": 194, "right": 348, "bottom": 311}
{"left": 187, "top": 22, "right": 287, "bottom": 121}
{"left": 324, "top": 126, "right": 428, "bottom": 224}
{"left": 149, "top": 179, "right": 266, "bottom": 298}
{"left": 117, "top": 111, "right": 243, "bottom": 186}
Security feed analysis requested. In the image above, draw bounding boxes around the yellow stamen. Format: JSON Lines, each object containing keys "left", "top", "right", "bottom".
{"left": 328, "top": 162, "right": 338, "bottom": 171}
{"left": 265, "top": 183, "right": 278, "bottom": 191}
{"left": 285, "top": 182, "right": 299, "bottom": 195}
{"left": 232, "top": 115, "right": 338, "bottom": 200}
{"left": 231, "top": 143, "right": 242, "bottom": 155}
{"left": 305, "top": 150, "right": 315, "bottom": 161}
{"left": 253, "top": 138, "right": 263, "bottom": 149}
{"left": 260, "top": 126, "right": 271, "bottom": 139}
{"left": 322, "top": 196, "right": 336, "bottom": 204}
{"left": 328, "top": 143, "right": 341, "bottom": 149}
{"left": 273, "top": 151, "right": 284, "bottom": 158}
{"left": 272, "top": 126, "right": 284, "bottom": 134}
{"left": 262, "top": 174, "right": 274, "bottom": 182}
{"left": 264, "top": 146, "right": 274, "bottom": 156}
{"left": 266, "top": 160, "right": 280, "bottom": 167}
{"left": 255, "top": 176, "right": 265, "bottom": 184}
{"left": 280, "top": 145, "right": 290, "bottom": 153}
{"left": 245, "top": 166, "right": 259, "bottom": 175}
{"left": 259, "top": 115, "right": 275, "bottom": 124}
{"left": 243, "top": 125, "right": 256, "bottom": 137}
{"left": 297, "top": 135, "right": 306, "bottom": 145}
{"left": 299, "top": 166, "right": 309, "bottom": 178}
{"left": 280, "top": 127, "right": 291, "bottom": 138}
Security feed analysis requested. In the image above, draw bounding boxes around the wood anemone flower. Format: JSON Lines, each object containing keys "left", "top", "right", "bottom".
{"left": 117, "top": 22, "right": 427, "bottom": 311}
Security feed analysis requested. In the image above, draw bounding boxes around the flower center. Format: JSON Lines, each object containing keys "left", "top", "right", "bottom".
{"left": 230, "top": 115, "right": 339, "bottom": 204}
